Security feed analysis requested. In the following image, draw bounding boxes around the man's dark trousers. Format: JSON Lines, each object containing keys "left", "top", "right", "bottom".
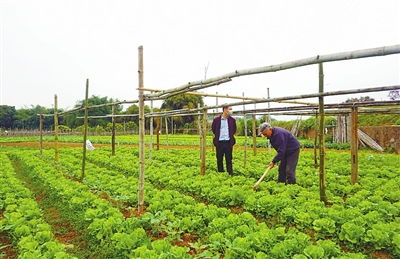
{"left": 216, "top": 140, "right": 233, "bottom": 175}
{"left": 278, "top": 148, "right": 300, "bottom": 184}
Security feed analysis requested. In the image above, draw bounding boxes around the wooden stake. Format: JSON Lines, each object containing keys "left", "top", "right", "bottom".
{"left": 351, "top": 106, "right": 359, "bottom": 184}
{"left": 111, "top": 104, "right": 116, "bottom": 156}
{"left": 200, "top": 109, "right": 207, "bottom": 175}
{"left": 155, "top": 117, "right": 160, "bottom": 150}
{"left": 39, "top": 114, "right": 43, "bottom": 154}
{"left": 318, "top": 63, "right": 328, "bottom": 205}
{"left": 243, "top": 92, "right": 247, "bottom": 168}
{"left": 149, "top": 94, "right": 154, "bottom": 159}
{"left": 165, "top": 116, "right": 169, "bottom": 147}
{"left": 54, "top": 95, "right": 59, "bottom": 161}
{"left": 81, "top": 79, "right": 89, "bottom": 180}
{"left": 313, "top": 112, "right": 319, "bottom": 168}
{"left": 198, "top": 103, "right": 202, "bottom": 160}
{"left": 137, "top": 46, "right": 146, "bottom": 212}
{"left": 252, "top": 115, "right": 257, "bottom": 156}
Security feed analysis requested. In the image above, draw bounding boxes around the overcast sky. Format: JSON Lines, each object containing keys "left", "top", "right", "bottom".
{"left": 1, "top": 0, "right": 399, "bottom": 117}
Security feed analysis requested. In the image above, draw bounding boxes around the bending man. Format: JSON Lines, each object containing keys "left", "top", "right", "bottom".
{"left": 259, "top": 122, "right": 300, "bottom": 184}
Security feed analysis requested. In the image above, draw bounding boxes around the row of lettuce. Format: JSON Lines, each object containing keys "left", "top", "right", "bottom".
{"left": 0, "top": 134, "right": 353, "bottom": 150}
{"left": 0, "top": 153, "right": 75, "bottom": 258}
{"left": 63, "top": 147, "right": 400, "bottom": 257}
{"left": 2, "top": 146, "right": 399, "bottom": 258}
{"left": 41, "top": 147, "right": 398, "bottom": 258}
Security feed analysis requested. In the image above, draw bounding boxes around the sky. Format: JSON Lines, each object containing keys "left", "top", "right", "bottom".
{"left": 0, "top": 0, "right": 399, "bottom": 119}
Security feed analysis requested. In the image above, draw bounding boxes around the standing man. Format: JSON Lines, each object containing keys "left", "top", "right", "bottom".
{"left": 211, "top": 106, "right": 237, "bottom": 175}
{"left": 259, "top": 122, "right": 300, "bottom": 184}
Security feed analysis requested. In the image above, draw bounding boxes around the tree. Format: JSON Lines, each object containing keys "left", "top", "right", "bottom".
{"left": 344, "top": 96, "right": 375, "bottom": 103}
{"left": 388, "top": 90, "right": 400, "bottom": 100}
{"left": 161, "top": 94, "right": 204, "bottom": 128}
{"left": 64, "top": 96, "right": 122, "bottom": 128}
{"left": 0, "top": 105, "right": 16, "bottom": 129}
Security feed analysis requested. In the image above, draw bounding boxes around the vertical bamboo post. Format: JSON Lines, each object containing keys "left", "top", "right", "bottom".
{"left": 313, "top": 111, "right": 319, "bottom": 168}
{"left": 350, "top": 106, "right": 359, "bottom": 184}
{"left": 318, "top": 63, "right": 328, "bottom": 205}
{"left": 149, "top": 93, "right": 154, "bottom": 159}
{"left": 54, "top": 95, "right": 59, "bottom": 161}
{"left": 243, "top": 92, "right": 247, "bottom": 168}
{"left": 81, "top": 79, "right": 89, "bottom": 180}
{"left": 252, "top": 115, "right": 257, "bottom": 156}
{"left": 155, "top": 117, "right": 160, "bottom": 150}
{"left": 39, "top": 114, "right": 43, "bottom": 154}
{"left": 200, "top": 109, "right": 207, "bottom": 175}
{"left": 137, "top": 45, "right": 145, "bottom": 212}
{"left": 198, "top": 103, "right": 202, "bottom": 159}
{"left": 267, "top": 88, "right": 271, "bottom": 150}
{"left": 111, "top": 104, "right": 116, "bottom": 156}
{"left": 165, "top": 116, "right": 169, "bottom": 147}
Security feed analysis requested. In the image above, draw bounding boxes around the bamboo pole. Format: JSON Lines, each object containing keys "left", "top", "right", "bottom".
{"left": 149, "top": 93, "right": 154, "bottom": 159}
{"left": 146, "top": 85, "right": 400, "bottom": 117}
{"left": 252, "top": 115, "right": 257, "bottom": 156}
{"left": 318, "top": 63, "right": 328, "bottom": 205}
{"left": 137, "top": 46, "right": 145, "bottom": 212}
{"left": 313, "top": 111, "right": 318, "bottom": 168}
{"left": 198, "top": 103, "right": 202, "bottom": 160}
{"left": 165, "top": 116, "right": 169, "bottom": 147}
{"left": 54, "top": 95, "right": 59, "bottom": 161}
{"left": 39, "top": 114, "right": 43, "bottom": 154}
{"left": 243, "top": 92, "right": 247, "bottom": 168}
{"left": 155, "top": 117, "right": 160, "bottom": 150}
{"left": 81, "top": 79, "right": 89, "bottom": 180}
{"left": 141, "top": 87, "right": 317, "bottom": 105}
{"left": 351, "top": 106, "right": 359, "bottom": 184}
{"left": 111, "top": 104, "right": 116, "bottom": 156}
{"left": 145, "top": 44, "right": 400, "bottom": 100}
{"left": 200, "top": 109, "right": 208, "bottom": 175}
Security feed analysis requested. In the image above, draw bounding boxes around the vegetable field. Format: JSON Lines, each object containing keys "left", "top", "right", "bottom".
{"left": 0, "top": 145, "right": 399, "bottom": 258}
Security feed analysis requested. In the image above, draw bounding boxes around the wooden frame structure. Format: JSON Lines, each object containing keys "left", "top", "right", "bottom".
{"left": 37, "top": 44, "right": 400, "bottom": 208}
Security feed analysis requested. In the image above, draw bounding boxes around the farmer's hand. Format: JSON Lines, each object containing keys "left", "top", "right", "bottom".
{"left": 268, "top": 162, "right": 275, "bottom": 169}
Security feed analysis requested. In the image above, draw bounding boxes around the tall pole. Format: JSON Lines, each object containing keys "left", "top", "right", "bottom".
{"left": 198, "top": 103, "right": 202, "bottom": 160}
{"left": 137, "top": 46, "right": 145, "bottom": 212}
{"left": 165, "top": 116, "right": 169, "bottom": 147}
{"left": 243, "top": 92, "right": 247, "bottom": 168}
{"left": 149, "top": 92, "right": 154, "bottom": 159}
{"left": 267, "top": 88, "right": 271, "bottom": 150}
{"left": 318, "top": 63, "right": 328, "bottom": 204}
{"left": 54, "top": 95, "right": 59, "bottom": 161}
{"left": 81, "top": 79, "right": 89, "bottom": 180}
{"left": 111, "top": 104, "right": 116, "bottom": 156}
{"left": 252, "top": 115, "right": 257, "bottom": 156}
{"left": 155, "top": 117, "right": 160, "bottom": 150}
{"left": 200, "top": 109, "right": 207, "bottom": 175}
{"left": 350, "top": 106, "right": 359, "bottom": 184}
{"left": 39, "top": 114, "right": 43, "bottom": 154}
{"left": 313, "top": 111, "right": 319, "bottom": 168}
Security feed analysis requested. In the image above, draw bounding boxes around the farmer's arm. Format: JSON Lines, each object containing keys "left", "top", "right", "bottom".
{"left": 272, "top": 134, "right": 287, "bottom": 164}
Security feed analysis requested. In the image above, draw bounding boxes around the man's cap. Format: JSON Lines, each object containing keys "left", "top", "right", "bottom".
{"left": 258, "top": 122, "right": 272, "bottom": 135}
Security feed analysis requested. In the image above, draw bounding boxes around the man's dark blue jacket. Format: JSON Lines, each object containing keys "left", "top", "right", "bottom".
{"left": 269, "top": 127, "right": 300, "bottom": 163}
{"left": 211, "top": 116, "right": 236, "bottom": 147}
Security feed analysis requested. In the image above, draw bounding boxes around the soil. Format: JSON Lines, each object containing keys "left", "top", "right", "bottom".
{"left": 10, "top": 159, "right": 91, "bottom": 258}
{"left": 172, "top": 233, "right": 199, "bottom": 255}
{"left": 372, "top": 250, "right": 392, "bottom": 259}
{"left": 0, "top": 210, "right": 17, "bottom": 259}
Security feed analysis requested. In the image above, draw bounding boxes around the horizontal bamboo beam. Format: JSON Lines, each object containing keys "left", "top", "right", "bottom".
{"left": 244, "top": 107, "right": 400, "bottom": 116}
{"left": 145, "top": 44, "right": 400, "bottom": 100}
{"left": 140, "top": 87, "right": 317, "bottom": 105}
{"left": 145, "top": 85, "right": 400, "bottom": 117}
{"left": 38, "top": 100, "right": 139, "bottom": 117}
